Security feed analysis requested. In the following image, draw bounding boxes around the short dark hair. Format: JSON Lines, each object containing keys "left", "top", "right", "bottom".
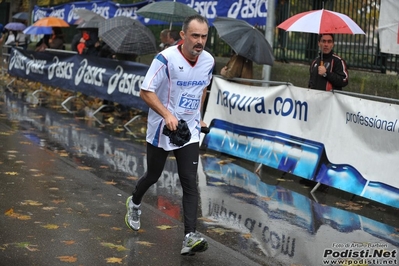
{"left": 169, "top": 30, "right": 180, "bottom": 41}
{"left": 182, "top": 14, "right": 209, "bottom": 33}
{"left": 318, "top": 34, "right": 334, "bottom": 42}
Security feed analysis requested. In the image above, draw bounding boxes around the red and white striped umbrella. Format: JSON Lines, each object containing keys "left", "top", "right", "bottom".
{"left": 277, "top": 9, "right": 365, "bottom": 35}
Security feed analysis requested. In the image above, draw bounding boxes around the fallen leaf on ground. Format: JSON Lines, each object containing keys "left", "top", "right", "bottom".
{"left": 77, "top": 166, "right": 93, "bottom": 170}
{"left": 21, "top": 200, "right": 43, "bottom": 206}
{"left": 209, "top": 227, "right": 234, "bottom": 235}
{"left": 41, "top": 224, "right": 59, "bottom": 229}
{"left": 156, "top": 225, "right": 177, "bottom": 230}
{"left": 32, "top": 173, "right": 44, "bottom": 177}
{"left": 242, "top": 233, "right": 252, "bottom": 239}
{"left": 61, "top": 240, "right": 75, "bottom": 245}
{"left": 105, "top": 257, "right": 123, "bottom": 264}
{"left": 5, "top": 172, "right": 18, "bottom": 175}
{"left": 198, "top": 217, "right": 217, "bottom": 223}
{"left": 56, "top": 255, "right": 77, "bottom": 262}
{"left": 42, "top": 207, "right": 58, "bottom": 211}
{"left": 101, "top": 242, "right": 128, "bottom": 251}
{"left": 136, "top": 241, "right": 155, "bottom": 247}
{"left": 4, "top": 208, "right": 31, "bottom": 220}
{"left": 103, "top": 180, "right": 117, "bottom": 185}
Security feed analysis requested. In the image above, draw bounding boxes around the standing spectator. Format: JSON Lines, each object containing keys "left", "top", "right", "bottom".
{"left": 35, "top": 34, "right": 51, "bottom": 52}
{"left": 48, "top": 27, "right": 65, "bottom": 50}
{"left": 4, "top": 30, "right": 17, "bottom": 46}
{"left": 220, "top": 53, "right": 253, "bottom": 80}
{"left": 159, "top": 29, "right": 170, "bottom": 50}
{"left": 4, "top": 30, "right": 28, "bottom": 50}
{"left": 70, "top": 31, "right": 81, "bottom": 53}
{"left": 125, "top": 14, "right": 214, "bottom": 256}
{"left": 168, "top": 30, "right": 184, "bottom": 46}
{"left": 308, "top": 34, "right": 348, "bottom": 91}
{"left": 76, "top": 30, "right": 100, "bottom": 55}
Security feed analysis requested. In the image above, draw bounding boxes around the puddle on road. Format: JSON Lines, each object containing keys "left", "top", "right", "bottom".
{"left": 1, "top": 89, "right": 398, "bottom": 266}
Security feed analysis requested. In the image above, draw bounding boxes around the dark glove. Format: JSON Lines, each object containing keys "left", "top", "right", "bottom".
{"left": 162, "top": 119, "right": 191, "bottom": 147}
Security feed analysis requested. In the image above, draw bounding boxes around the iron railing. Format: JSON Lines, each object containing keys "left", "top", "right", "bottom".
{"left": 207, "top": 0, "right": 397, "bottom": 74}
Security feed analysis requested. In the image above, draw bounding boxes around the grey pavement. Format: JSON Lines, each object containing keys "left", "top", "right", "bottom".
{"left": 0, "top": 121, "right": 262, "bottom": 266}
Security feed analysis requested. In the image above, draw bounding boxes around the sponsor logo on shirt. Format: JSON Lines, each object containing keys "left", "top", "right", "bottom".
{"left": 177, "top": 80, "right": 207, "bottom": 86}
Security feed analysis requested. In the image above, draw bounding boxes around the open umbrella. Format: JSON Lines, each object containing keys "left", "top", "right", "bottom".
{"left": 98, "top": 16, "right": 157, "bottom": 55}
{"left": 277, "top": 9, "right": 365, "bottom": 65}
{"left": 136, "top": 1, "right": 198, "bottom": 29}
{"left": 277, "top": 9, "right": 365, "bottom": 34}
{"left": 23, "top": 25, "right": 53, "bottom": 35}
{"left": 213, "top": 17, "right": 274, "bottom": 66}
{"left": 12, "top": 12, "right": 29, "bottom": 21}
{"left": 5, "top": 22, "right": 27, "bottom": 31}
{"left": 74, "top": 9, "right": 105, "bottom": 29}
{"left": 77, "top": 16, "right": 105, "bottom": 29}
{"left": 33, "top": 17, "right": 69, "bottom": 27}
{"left": 74, "top": 9, "right": 104, "bottom": 21}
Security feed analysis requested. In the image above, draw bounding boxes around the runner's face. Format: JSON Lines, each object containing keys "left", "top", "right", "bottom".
{"left": 318, "top": 35, "right": 334, "bottom": 54}
{"left": 181, "top": 20, "right": 208, "bottom": 59}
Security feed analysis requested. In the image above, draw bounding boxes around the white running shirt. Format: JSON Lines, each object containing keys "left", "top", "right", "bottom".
{"left": 141, "top": 45, "right": 215, "bottom": 151}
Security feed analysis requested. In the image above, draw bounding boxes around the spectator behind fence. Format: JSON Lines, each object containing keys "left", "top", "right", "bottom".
{"left": 48, "top": 27, "right": 65, "bottom": 50}
{"left": 159, "top": 29, "right": 170, "bottom": 50}
{"left": 76, "top": 30, "right": 100, "bottom": 55}
{"left": 168, "top": 30, "right": 184, "bottom": 46}
{"left": 35, "top": 34, "right": 51, "bottom": 52}
{"left": 220, "top": 53, "right": 253, "bottom": 85}
{"left": 308, "top": 34, "right": 348, "bottom": 91}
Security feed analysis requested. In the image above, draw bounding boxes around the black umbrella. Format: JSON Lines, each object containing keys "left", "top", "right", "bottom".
{"left": 74, "top": 9, "right": 105, "bottom": 29}
{"left": 213, "top": 17, "right": 274, "bottom": 66}
{"left": 77, "top": 16, "right": 105, "bottom": 29}
{"left": 136, "top": 1, "right": 198, "bottom": 29}
{"left": 136, "top": 1, "right": 198, "bottom": 23}
{"left": 98, "top": 16, "right": 157, "bottom": 55}
{"left": 12, "top": 12, "right": 29, "bottom": 21}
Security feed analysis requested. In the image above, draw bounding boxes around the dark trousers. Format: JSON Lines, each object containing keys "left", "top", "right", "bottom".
{"left": 133, "top": 142, "right": 200, "bottom": 235}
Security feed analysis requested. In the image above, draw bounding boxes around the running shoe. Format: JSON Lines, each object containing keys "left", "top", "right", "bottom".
{"left": 125, "top": 196, "right": 141, "bottom": 231}
{"left": 180, "top": 232, "right": 208, "bottom": 255}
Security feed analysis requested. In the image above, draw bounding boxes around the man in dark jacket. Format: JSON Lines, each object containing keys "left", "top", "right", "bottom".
{"left": 308, "top": 34, "right": 348, "bottom": 91}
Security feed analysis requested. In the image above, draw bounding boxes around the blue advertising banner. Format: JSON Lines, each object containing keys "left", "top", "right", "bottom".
{"left": 7, "top": 48, "right": 149, "bottom": 112}
{"left": 32, "top": 0, "right": 269, "bottom": 26}
{"left": 203, "top": 77, "right": 399, "bottom": 209}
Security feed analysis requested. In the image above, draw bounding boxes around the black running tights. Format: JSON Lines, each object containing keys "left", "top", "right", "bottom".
{"left": 132, "top": 142, "right": 200, "bottom": 235}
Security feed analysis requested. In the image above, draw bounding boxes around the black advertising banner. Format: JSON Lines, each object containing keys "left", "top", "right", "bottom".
{"left": 7, "top": 48, "right": 150, "bottom": 112}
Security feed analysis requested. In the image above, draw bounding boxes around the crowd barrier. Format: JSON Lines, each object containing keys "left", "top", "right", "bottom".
{"left": 5, "top": 47, "right": 149, "bottom": 126}
{"left": 202, "top": 76, "right": 399, "bottom": 209}
{"left": 5, "top": 47, "right": 399, "bottom": 208}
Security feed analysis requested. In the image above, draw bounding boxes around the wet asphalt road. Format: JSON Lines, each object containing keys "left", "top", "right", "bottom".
{"left": 0, "top": 88, "right": 398, "bottom": 266}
